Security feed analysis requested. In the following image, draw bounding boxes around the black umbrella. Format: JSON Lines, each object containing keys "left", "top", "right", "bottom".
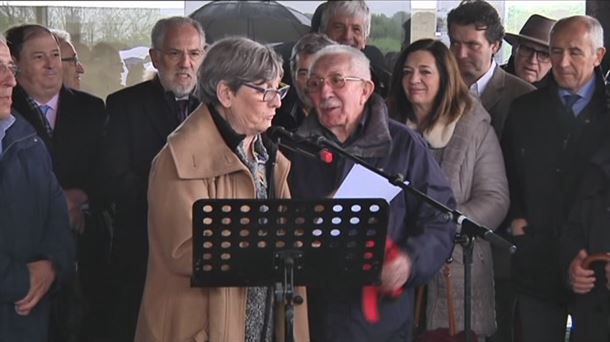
{"left": 190, "top": 1, "right": 311, "bottom": 45}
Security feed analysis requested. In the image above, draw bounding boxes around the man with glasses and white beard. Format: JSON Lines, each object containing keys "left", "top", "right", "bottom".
{"left": 99, "top": 16, "right": 206, "bottom": 342}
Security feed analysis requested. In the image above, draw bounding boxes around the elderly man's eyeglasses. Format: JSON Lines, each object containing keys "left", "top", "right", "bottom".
{"left": 0, "top": 62, "right": 18, "bottom": 77}
{"left": 517, "top": 45, "right": 550, "bottom": 63}
{"left": 243, "top": 82, "right": 290, "bottom": 102}
{"left": 61, "top": 56, "right": 80, "bottom": 66}
{"left": 306, "top": 74, "right": 367, "bottom": 92}
{"left": 157, "top": 48, "right": 205, "bottom": 61}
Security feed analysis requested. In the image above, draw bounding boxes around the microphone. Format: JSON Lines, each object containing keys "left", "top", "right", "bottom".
{"left": 267, "top": 126, "right": 334, "bottom": 164}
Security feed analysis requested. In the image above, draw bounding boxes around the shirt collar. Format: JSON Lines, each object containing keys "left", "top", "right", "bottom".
{"left": 558, "top": 76, "right": 596, "bottom": 101}
{"left": 471, "top": 60, "right": 497, "bottom": 96}
{"left": 34, "top": 93, "right": 60, "bottom": 112}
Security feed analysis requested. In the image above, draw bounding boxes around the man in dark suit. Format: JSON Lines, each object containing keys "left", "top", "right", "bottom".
{"left": 5, "top": 24, "right": 107, "bottom": 342}
{"left": 99, "top": 16, "right": 206, "bottom": 342}
{"left": 502, "top": 15, "right": 607, "bottom": 342}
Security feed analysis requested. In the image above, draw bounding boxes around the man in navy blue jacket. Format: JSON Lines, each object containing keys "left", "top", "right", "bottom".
{"left": 287, "top": 44, "right": 456, "bottom": 341}
{"left": 0, "top": 36, "right": 75, "bottom": 342}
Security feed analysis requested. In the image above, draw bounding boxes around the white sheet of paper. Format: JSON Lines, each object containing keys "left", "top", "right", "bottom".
{"left": 333, "top": 164, "right": 409, "bottom": 202}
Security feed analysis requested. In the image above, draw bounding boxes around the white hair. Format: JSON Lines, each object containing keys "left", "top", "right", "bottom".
{"left": 320, "top": 0, "right": 371, "bottom": 38}
{"left": 309, "top": 44, "right": 371, "bottom": 80}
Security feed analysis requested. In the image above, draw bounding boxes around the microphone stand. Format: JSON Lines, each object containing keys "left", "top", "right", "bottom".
{"left": 306, "top": 134, "right": 516, "bottom": 342}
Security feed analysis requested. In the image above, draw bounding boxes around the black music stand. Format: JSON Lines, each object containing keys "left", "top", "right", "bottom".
{"left": 191, "top": 198, "right": 389, "bottom": 342}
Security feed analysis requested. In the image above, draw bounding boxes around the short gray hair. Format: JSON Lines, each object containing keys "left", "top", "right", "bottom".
{"left": 151, "top": 16, "right": 206, "bottom": 50}
{"left": 310, "top": 44, "right": 371, "bottom": 80}
{"left": 551, "top": 15, "right": 604, "bottom": 51}
{"left": 198, "top": 37, "right": 284, "bottom": 105}
{"left": 290, "top": 33, "right": 336, "bottom": 76}
{"left": 50, "top": 29, "right": 71, "bottom": 44}
{"left": 319, "top": 0, "right": 371, "bottom": 38}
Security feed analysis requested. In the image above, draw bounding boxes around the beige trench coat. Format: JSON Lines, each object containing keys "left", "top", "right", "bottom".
{"left": 135, "top": 104, "right": 309, "bottom": 342}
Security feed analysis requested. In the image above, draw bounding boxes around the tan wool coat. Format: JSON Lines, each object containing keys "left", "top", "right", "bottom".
{"left": 135, "top": 104, "right": 309, "bottom": 342}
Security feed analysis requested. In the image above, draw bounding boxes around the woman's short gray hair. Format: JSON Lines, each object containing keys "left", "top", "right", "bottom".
{"left": 309, "top": 44, "right": 371, "bottom": 80}
{"left": 320, "top": 0, "right": 371, "bottom": 38}
{"left": 198, "top": 37, "right": 284, "bottom": 105}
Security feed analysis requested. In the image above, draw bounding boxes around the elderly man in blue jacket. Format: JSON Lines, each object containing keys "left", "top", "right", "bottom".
{"left": 0, "top": 35, "right": 75, "bottom": 342}
{"left": 287, "top": 44, "right": 457, "bottom": 342}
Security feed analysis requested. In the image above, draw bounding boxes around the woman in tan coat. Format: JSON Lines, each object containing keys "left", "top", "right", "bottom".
{"left": 135, "top": 37, "right": 309, "bottom": 342}
{"left": 387, "top": 39, "right": 509, "bottom": 340}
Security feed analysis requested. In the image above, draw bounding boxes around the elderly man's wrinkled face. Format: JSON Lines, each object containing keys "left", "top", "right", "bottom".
{"left": 324, "top": 14, "right": 367, "bottom": 50}
{"left": 16, "top": 32, "right": 62, "bottom": 101}
{"left": 449, "top": 23, "right": 499, "bottom": 86}
{"left": 514, "top": 41, "right": 551, "bottom": 83}
{"left": 0, "top": 43, "right": 17, "bottom": 119}
{"left": 151, "top": 24, "right": 205, "bottom": 98}
{"left": 308, "top": 53, "right": 373, "bottom": 141}
{"left": 550, "top": 21, "right": 605, "bottom": 93}
{"left": 60, "top": 40, "right": 84, "bottom": 90}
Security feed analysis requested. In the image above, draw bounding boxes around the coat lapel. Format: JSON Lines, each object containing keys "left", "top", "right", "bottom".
{"left": 146, "top": 78, "right": 179, "bottom": 141}
{"left": 480, "top": 65, "right": 504, "bottom": 113}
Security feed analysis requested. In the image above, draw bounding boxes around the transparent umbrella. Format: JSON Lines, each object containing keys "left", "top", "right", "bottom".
{"left": 190, "top": 0, "right": 311, "bottom": 45}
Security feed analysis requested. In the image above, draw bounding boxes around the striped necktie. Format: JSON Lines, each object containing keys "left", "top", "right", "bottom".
{"left": 38, "top": 104, "right": 53, "bottom": 137}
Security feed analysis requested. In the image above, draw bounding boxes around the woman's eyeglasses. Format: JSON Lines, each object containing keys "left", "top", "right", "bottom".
{"left": 243, "top": 82, "right": 291, "bottom": 103}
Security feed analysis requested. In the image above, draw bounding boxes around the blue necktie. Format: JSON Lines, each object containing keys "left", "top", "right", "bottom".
{"left": 563, "top": 94, "right": 580, "bottom": 116}
{"left": 38, "top": 104, "right": 53, "bottom": 137}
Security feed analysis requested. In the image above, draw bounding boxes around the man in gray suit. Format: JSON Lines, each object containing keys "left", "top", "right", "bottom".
{"left": 447, "top": 0, "right": 534, "bottom": 139}
{"left": 446, "top": 2, "right": 535, "bottom": 342}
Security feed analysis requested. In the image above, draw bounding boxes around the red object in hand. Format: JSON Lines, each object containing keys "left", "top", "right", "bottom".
{"left": 363, "top": 239, "right": 404, "bottom": 323}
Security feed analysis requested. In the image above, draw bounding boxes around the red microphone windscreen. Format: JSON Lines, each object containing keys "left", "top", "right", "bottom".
{"left": 319, "top": 149, "right": 334, "bottom": 164}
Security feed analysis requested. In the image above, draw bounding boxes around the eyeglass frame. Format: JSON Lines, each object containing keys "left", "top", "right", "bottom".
{"left": 0, "top": 61, "right": 18, "bottom": 77}
{"left": 154, "top": 48, "right": 206, "bottom": 62}
{"left": 306, "top": 74, "right": 368, "bottom": 92}
{"left": 61, "top": 55, "right": 81, "bottom": 66}
{"left": 242, "top": 82, "right": 291, "bottom": 103}
{"left": 516, "top": 44, "right": 550, "bottom": 63}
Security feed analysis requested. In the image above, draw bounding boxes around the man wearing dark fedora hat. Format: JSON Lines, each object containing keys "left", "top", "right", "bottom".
{"left": 503, "top": 14, "right": 557, "bottom": 88}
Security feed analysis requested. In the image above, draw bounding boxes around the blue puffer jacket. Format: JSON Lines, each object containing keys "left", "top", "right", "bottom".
{"left": 0, "top": 114, "right": 75, "bottom": 342}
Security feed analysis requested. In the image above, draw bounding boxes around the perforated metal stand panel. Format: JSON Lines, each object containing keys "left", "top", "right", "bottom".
{"left": 191, "top": 198, "right": 388, "bottom": 288}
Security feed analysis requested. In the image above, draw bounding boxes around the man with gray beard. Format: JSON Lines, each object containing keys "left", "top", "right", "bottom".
{"left": 99, "top": 16, "right": 206, "bottom": 342}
